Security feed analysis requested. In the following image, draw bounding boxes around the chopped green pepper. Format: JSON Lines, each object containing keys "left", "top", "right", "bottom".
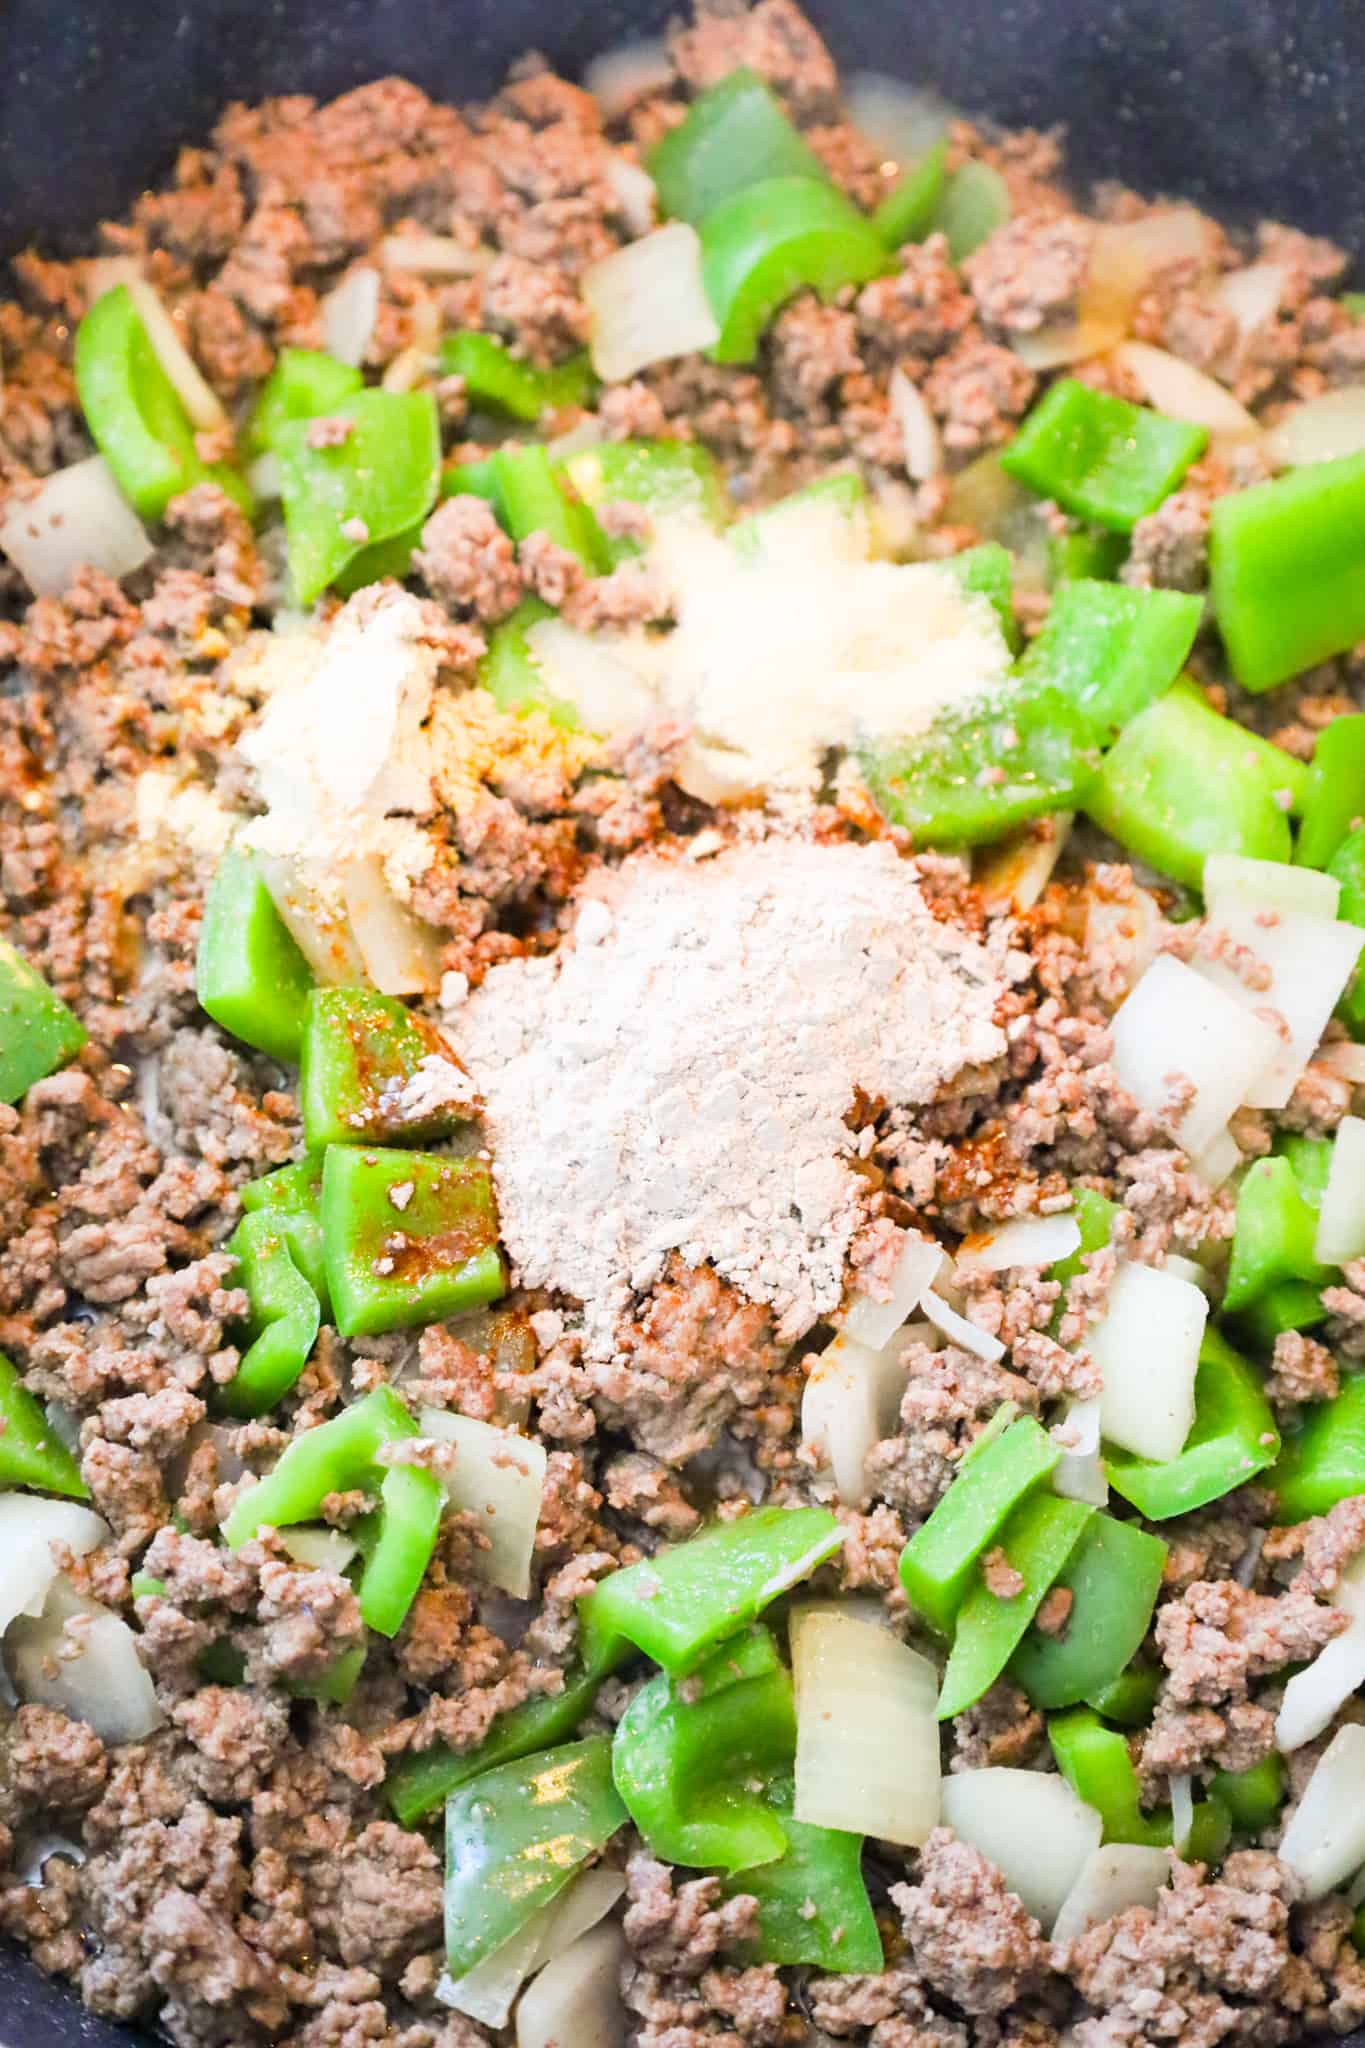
{"left": 899, "top": 1415, "right": 1061, "bottom": 1636}
{"left": 1211, "top": 1751, "right": 1284, "bottom": 1834}
{"left": 1235, "top": 1278, "right": 1329, "bottom": 1352}
{"left": 1272, "top": 1372, "right": 1365, "bottom": 1522}
{"left": 275, "top": 387, "right": 441, "bottom": 605}
{"left": 491, "top": 443, "right": 609, "bottom": 572}
{"left": 239, "top": 1156, "right": 328, "bottom": 1306}
{"left": 195, "top": 847, "right": 315, "bottom": 1065}
{"left": 1105, "top": 1327, "right": 1280, "bottom": 1521}
{"left": 562, "top": 437, "right": 731, "bottom": 557}
{"left": 0, "top": 1352, "right": 87, "bottom": 1498}
{"left": 440, "top": 455, "right": 502, "bottom": 505}
{"left": 1209, "top": 451, "right": 1365, "bottom": 691}
{"left": 612, "top": 1625, "right": 795, "bottom": 1872}
{"left": 1084, "top": 1662, "right": 1161, "bottom": 1728}
{"left": 222, "top": 1384, "right": 442, "bottom": 1636}
{"left": 299, "top": 988, "right": 469, "bottom": 1151}
{"left": 478, "top": 594, "right": 579, "bottom": 726}
{"left": 580, "top": 1505, "right": 842, "bottom": 1677}
{"left": 289, "top": 1641, "right": 367, "bottom": 1708}
{"left": 1002, "top": 379, "right": 1207, "bottom": 533}
{"left": 439, "top": 332, "right": 595, "bottom": 422}
{"left": 649, "top": 68, "right": 829, "bottom": 225}
{"left": 0, "top": 940, "right": 87, "bottom": 1104}
{"left": 444, "top": 1736, "right": 627, "bottom": 1974}
{"left": 1015, "top": 578, "right": 1202, "bottom": 743}
{"left": 247, "top": 347, "right": 364, "bottom": 453}
{"left": 1048, "top": 1187, "right": 1120, "bottom": 1335}
{"left": 1009, "top": 1511, "right": 1168, "bottom": 1710}
{"left": 320, "top": 1145, "right": 504, "bottom": 1339}
{"left": 722, "top": 1773, "right": 882, "bottom": 1973}
{"left": 700, "top": 174, "right": 889, "bottom": 364}
{"left": 1330, "top": 824, "right": 1365, "bottom": 1037}
{"left": 873, "top": 139, "right": 950, "bottom": 248}
{"left": 218, "top": 1212, "right": 322, "bottom": 1418}
{"left": 1049, "top": 525, "right": 1129, "bottom": 585}
{"left": 940, "top": 540, "right": 1017, "bottom": 647}
{"left": 1223, "top": 1154, "right": 1334, "bottom": 1315}
{"left": 937, "top": 1493, "right": 1094, "bottom": 1719}
{"left": 932, "top": 159, "right": 1010, "bottom": 262}
{"left": 1049, "top": 1707, "right": 1230, "bottom": 1860}
{"left": 1085, "top": 680, "right": 1300, "bottom": 889}
{"left": 1295, "top": 716, "right": 1365, "bottom": 870}
{"left": 75, "top": 284, "right": 250, "bottom": 519}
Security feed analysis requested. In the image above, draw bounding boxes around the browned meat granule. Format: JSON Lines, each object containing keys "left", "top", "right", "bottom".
{"left": 892, "top": 1828, "right": 1047, "bottom": 2016}
{"left": 1155, "top": 1579, "right": 1348, "bottom": 1705}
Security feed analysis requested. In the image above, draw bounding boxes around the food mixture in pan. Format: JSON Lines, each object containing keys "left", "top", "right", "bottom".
{"left": 9, "top": 5, "right": 1365, "bottom": 2042}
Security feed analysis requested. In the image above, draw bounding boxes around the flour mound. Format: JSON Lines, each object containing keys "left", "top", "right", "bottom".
{"left": 454, "top": 839, "right": 1007, "bottom": 1360}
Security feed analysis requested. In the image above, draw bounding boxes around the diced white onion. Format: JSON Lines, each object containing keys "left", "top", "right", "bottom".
{"left": 1092, "top": 1261, "right": 1207, "bottom": 1463}
{"left": 956, "top": 1213, "right": 1081, "bottom": 1275}
{"left": 439, "top": 1865, "right": 624, "bottom": 2030}
{"left": 1190, "top": 1126, "right": 1243, "bottom": 1191}
{"left": 380, "top": 233, "right": 491, "bottom": 278}
{"left": 7, "top": 1580, "right": 162, "bottom": 1745}
{"left": 1214, "top": 262, "right": 1290, "bottom": 350}
{"left": 792, "top": 1607, "right": 941, "bottom": 1847}
{"left": 839, "top": 1233, "right": 945, "bottom": 1349}
{"left": 544, "top": 415, "right": 606, "bottom": 463}
{"left": 584, "top": 37, "right": 674, "bottom": 120}
{"left": 1233, "top": 1527, "right": 1265, "bottom": 1589}
{"left": 1054, "top": 1398, "right": 1109, "bottom": 1505}
{"left": 890, "top": 366, "right": 943, "bottom": 482}
{"left": 0, "top": 457, "right": 154, "bottom": 596}
{"left": 1111, "top": 953, "right": 1283, "bottom": 1159}
{"left": 1316, "top": 1116, "right": 1365, "bottom": 1265}
{"left": 1051, "top": 1843, "right": 1171, "bottom": 1946}
{"left": 322, "top": 267, "right": 381, "bottom": 368}
{"left": 1112, "top": 340, "right": 1259, "bottom": 439}
{"left": 801, "top": 1332, "right": 908, "bottom": 1507}
{"left": 524, "top": 617, "right": 655, "bottom": 738}
{"left": 920, "top": 1288, "right": 1006, "bottom": 1364}
{"left": 279, "top": 1526, "right": 358, "bottom": 1574}
{"left": 1169, "top": 1772, "right": 1195, "bottom": 1854}
{"left": 252, "top": 853, "right": 368, "bottom": 985}
{"left": 89, "top": 258, "right": 228, "bottom": 432}
{"left": 1265, "top": 387, "right": 1365, "bottom": 469}
{"left": 977, "top": 814, "right": 1074, "bottom": 913}
{"left": 516, "top": 1919, "right": 627, "bottom": 2048}
{"left": 604, "top": 157, "right": 657, "bottom": 239}
{"left": 1204, "top": 854, "right": 1341, "bottom": 924}
{"left": 419, "top": 1409, "right": 547, "bottom": 1599}
{"left": 843, "top": 74, "right": 959, "bottom": 168}
{"left": 342, "top": 856, "right": 444, "bottom": 997}
{"left": 582, "top": 223, "right": 720, "bottom": 383}
{"left": 1192, "top": 909, "right": 1365, "bottom": 1109}
{"left": 1163, "top": 1254, "right": 1212, "bottom": 1294}
{"left": 1277, "top": 1722, "right": 1365, "bottom": 1898}
{"left": 0, "top": 1497, "right": 108, "bottom": 1635}
{"left": 940, "top": 1769, "right": 1102, "bottom": 1932}
{"left": 1276, "top": 1550, "right": 1365, "bottom": 1752}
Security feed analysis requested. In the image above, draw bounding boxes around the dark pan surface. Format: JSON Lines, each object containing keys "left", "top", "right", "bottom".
{"left": 2, "top": 0, "right": 1365, "bottom": 2040}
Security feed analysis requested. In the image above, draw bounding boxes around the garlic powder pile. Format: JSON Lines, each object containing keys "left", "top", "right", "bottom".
{"left": 452, "top": 838, "right": 1007, "bottom": 1359}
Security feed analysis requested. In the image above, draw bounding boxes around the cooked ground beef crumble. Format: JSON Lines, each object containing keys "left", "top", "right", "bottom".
{"left": 5, "top": 4, "right": 1365, "bottom": 2044}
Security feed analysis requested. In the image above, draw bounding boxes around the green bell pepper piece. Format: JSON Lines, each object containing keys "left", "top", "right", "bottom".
{"left": 1015, "top": 578, "right": 1202, "bottom": 742}
{"left": 238, "top": 1157, "right": 328, "bottom": 1308}
{"left": 899, "top": 1416, "right": 1061, "bottom": 1636}
{"left": 1010, "top": 1511, "right": 1168, "bottom": 1710}
{"left": 700, "top": 174, "right": 889, "bottom": 364}
{"left": 721, "top": 1772, "right": 882, "bottom": 1973}
{"left": 288, "top": 1640, "right": 367, "bottom": 1707}
{"left": 478, "top": 594, "right": 580, "bottom": 727}
{"left": 612, "top": 1625, "right": 796, "bottom": 1873}
{"left": 1086, "top": 680, "right": 1300, "bottom": 888}
{"left": 439, "top": 332, "right": 594, "bottom": 421}
{"left": 1272, "top": 1373, "right": 1365, "bottom": 1522}
{"left": 0, "top": 940, "right": 86, "bottom": 1104}
{"left": 937, "top": 1494, "right": 1094, "bottom": 1719}
{"left": 1235, "top": 1278, "right": 1328, "bottom": 1352}
{"left": 1330, "top": 824, "right": 1365, "bottom": 1036}
{"left": 195, "top": 847, "right": 315, "bottom": 1065}
{"left": 650, "top": 69, "right": 829, "bottom": 226}
{"left": 1223, "top": 1156, "right": 1334, "bottom": 1314}
{"left": 275, "top": 387, "right": 441, "bottom": 605}
{"left": 580, "top": 1504, "right": 842, "bottom": 1677}
{"left": 932, "top": 159, "right": 1010, "bottom": 262}
{"left": 1049, "top": 525, "right": 1129, "bottom": 585}
{"left": 0, "top": 1352, "right": 87, "bottom": 1498}
{"left": 444, "top": 1736, "right": 627, "bottom": 1974}
{"left": 246, "top": 347, "right": 364, "bottom": 453}
{"left": 873, "top": 139, "right": 950, "bottom": 248}
{"left": 1295, "top": 716, "right": 1365, "bottom": 870}
{"left": 440, "top": 455, "right": 503, "bottom": 505}
{"left": 562, "top": 438, "right": 732, "bottom": 558}
{"left": 1211, "top": 1751, "right": 1284, "bottom": 1834}
{"left": 1001, "top": 378, "right": 1207, "bottom": 534}
{"left": 941, "top": 540, "right": 1018, "bottom": 649}
{"left": 492, "top": 443, "right": 609, "bottom": 572}
{"left": 222, "top": 1384, "right": 442, "bottom": 1635}
{"left": 1105, "top": 1327, "right": 1280, "bottom": 1521}
{"left": 299, "top": 987, "right": 470, "bottom": 1151}
{"left": 1209, "top": 450, "right": 1365, "bottom": 691}
{"left": 320, "top": 1145, "right": 504, "bottom": 1339}
{"left": 1084, "top": 1663, "right": 1161, "bottom": 1727}
{"left": 218, "top": 1212, "right": 322, "bottom": 1419}
{"left": 1049, "top": 1707, "right": 1230, "bottom": 1861}
{"left": 1049, "top": 1187, "right": 1121, "bottom": 1314}
{"left": 75, "top": 284, "right": 251, "bottom": 520}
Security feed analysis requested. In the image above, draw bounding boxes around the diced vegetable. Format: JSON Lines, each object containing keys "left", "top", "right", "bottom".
{"left": 956, "top": 1214, "right": 1082, "bottom": 1275}
{"left": 873, "top": 139, "right": 950, "bottom": 248}
{"left": 720, "top": 1769, "right": 882, "bottom": 1972}
{"left": 438, "top": 1866, "right": 624, "bottom": 2031}
{"left": 900, "top": 1416, "right": 1061, "bottom": 1635}
{"left": 0, "top": 1495, "right": 107, "bottom": 1633}
{"left": 580, "top": 1505, "right": 842, "bottom": 1676}
{"left": 320, "top": 1146, "right": 503, "bottom": 1339}
{"left": 1224, "top": 1153, "right": 1333, "bottom": 1315}
{"left": 1276, "top": 1723, "right": 1365, "bottom": 1897}
{"left": 439, "top": 332, "right": 594, "bottom": 421}
{"left": 341, "top": 855, "right": 444, "bottom": 998}
{"left": 937, "top": 1494, "right": 1094, "bottom": 1719}
{"left": 582, "top": 223, "right": 721, "bottom": 382}
{"left": 648, "top": 68, "right": 828, "bottom": 225}
{"left": 515, "top": 1921, "right": 626, "bottom": 2048}
{"left": 299, "top": 988, "right": 468, "bottom": 1150}
{"left": 1109, "top": 953, "right": 1282, "bottom": 1158}
{"left": 1276, "top": 1552, "right": 1365, "bottom": 1751}
{"left": 417, "top": 1409, "right": 545, "bottom": 1599}
{"left": 1209, "top": 451, "right": 1365, "bottom": 691}
{"left": 8, "top": 1580, "right": 162, "bottom": 1744}
{"left": 1010, "top": 1511, "right": 1168, "bottom": 1710}
{"left": 492, "top": 443, "right": 609, "bottom": 573}
{"left": 1273, "top": 1374, "right": 1365, "bottom": 1522}
{"left": 1316, "top": 1117, "right": 1365, "bottom": 1266}
{"left": 1049, "top": 524, "right": 1129, "bottom": 585}
{"left": 1296, "top": 716, "right": 1365, "bottom": 871}
{"left": 562, "top": 437, "right": 731, "bottom": 548}
{"left": 0, "top": 1352, "right": 88, "bottom": 1498}
{"left": 479, "top": 596, "right": 579, "bottom": 726}
{"left": 940, "top": 540, "right": 1017, "bottom": 646}
{"left": 1085, "top": 1663, "right": 1161, "bottom": 1727}
{"left": 1050, "top": 1707, "right": 1228, "bottom": 1859}
{"left": 218, "top": 1212, "right": 322, "bottom": 1417}
{"left": 1001, "top": 379, "right": 1207, "bottom": 533}
{"left": 699, "top": 175, "right": 889, "bottom": 364}
{"left": 247, "top": 347, "right": 364, "bottom": 452}
{"left": 320, "top": 267, "right": 380, "bottom": 366}
{"left": 801, "top": 1331, "right": 907, "bottom": 1507}
{"left": 0, "top": 454, "right": 154, "bottom": 596}
{"left": 1330, "top": 825, "right": 1365, "bottom": 1037}
{"left": 0, "top": 939, "right": 87, "bottom": 1104}
{"left": 1195, "top": 908, "right": 1363, "bottom": 1110}
{"left": 195, "top": 847, "right": 315, "bottom": 1066}
{"left": 1092, "top": 1261, "right": 1207, "bottom": 1463}
{"left": 791, "top": 1606, "right": 941, "bottom": 1847}
{"left": 1112, "top": 339, "right": 1260, "bottom": 440}
{"left": 933, "top": 159, "right": 1010, "bottom": 262}
{"left": 1106, "top": 1326, "right": 1279, "bottom": 1521}
{"left": 940, "top": 1768, "right": 1102, "bottom": 1931}
{"left": 1265, "top": 386, "right": 1365, "bottom": 468}
{"left": 1204, "top": 854, "right": 1339, "bottom": 923}
{"left": 275, "top": 388, "right": 441, "bottom": 605}
{"left": 1211, "top": 1752, "right": 1285, "bottom": 1834}
{"left": 1013, "top": 578, "right": 1202, "bottom": 742}
{"left": 837, "top": 1232, "right": 944, "bottom": 1348}
{"left": 1051, "top": 1844, "right": 1172, "bottom": 1945}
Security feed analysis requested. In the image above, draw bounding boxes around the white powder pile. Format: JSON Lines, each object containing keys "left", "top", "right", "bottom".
{"left": 453, "top": 838, "right": 1007, "bottom": 1360}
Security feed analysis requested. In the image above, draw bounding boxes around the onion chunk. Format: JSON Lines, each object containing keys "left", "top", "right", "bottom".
{"left": 791, "top": 1606, "right": 940, "bottom": 1846}
{"left": 1092, "top": 1261, "right": 1207, "bottom": 1463}
{"left": 0, "top": 457, "right": 154, "bottom": 596}
{"left": 940, "top": 1768, "right": 1102, "bottom": 1931}
{"left": 582, "top": 224, "right": 720, "bottom": 383}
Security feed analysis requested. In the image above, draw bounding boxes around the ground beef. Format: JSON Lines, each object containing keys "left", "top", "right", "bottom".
{"left": 1123, "top": 485, "right": 1213, "bottom": 591}
{"left": 892, "top": 1827, "right": 1046, "bottom": 2016}
{"left": 1265, "top": 1328, "right": 1340, "bottom": 1411}
{"left": 1, "top": 1706, "right": 108, "bottom": 1821}
{"left": 1264, "top": 1495, "right": 1365, "bottom": 1596}
{"left": 413, "top": 496, "right": 523, "bottom": 622}
{"left": 966, "top": 214, "right": 1092, "bottom": 335}
{"left": 924, "top": 334, "right": 1038, "bottom": 458}
{"left": 668, "top": 0, "right": 840, "bottom": 116}
{"left": 1156, "top": 1579, "right": 1348, "bottom": 1704}
{"left": 855, "top": 236, "right": 975, "bottom": 362}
